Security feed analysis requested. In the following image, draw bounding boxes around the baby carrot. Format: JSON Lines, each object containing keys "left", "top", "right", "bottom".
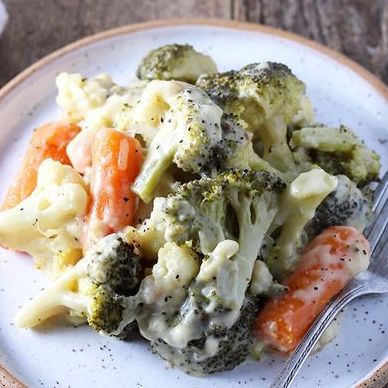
{"left": 2, "top": 121, "right": 80, "bottom": 209}
{"left": 85, "top": 128, "right": 142, "bottom": 248}
{"left": 255, "top": 226, "right": 370, "bottom": 352}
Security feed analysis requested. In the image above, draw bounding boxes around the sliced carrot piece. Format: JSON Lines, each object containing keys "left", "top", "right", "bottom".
{"left": 2, "top": 121, "right": 80, "bottom": 209}
{"left": 255, "top": 226, "right": 370, "bottom": 353}
{"left": 85, "top": 128, "right": 142, "bottom": 248}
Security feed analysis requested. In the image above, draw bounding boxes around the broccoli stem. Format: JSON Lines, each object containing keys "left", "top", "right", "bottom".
{"left": 132, "top": 131, "right": 176, "bottom": 203}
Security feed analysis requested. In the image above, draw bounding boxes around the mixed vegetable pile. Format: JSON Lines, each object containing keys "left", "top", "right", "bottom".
{"left": 0, "top": 44, "right": 380, "bottom": 375}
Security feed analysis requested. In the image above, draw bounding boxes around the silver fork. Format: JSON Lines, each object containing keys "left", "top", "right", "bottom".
{"left": 270, "top": 171, "right": 388, "bottom": 388}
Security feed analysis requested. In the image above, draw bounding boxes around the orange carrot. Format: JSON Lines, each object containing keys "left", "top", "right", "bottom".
{"left": 2, "top": 121, "right": 80, "bottom": 209}
{"left": 255, "top": 226, "right": 370, "bottom": 352}
{"left": 85, "top": 128, "right": 142, "bottom": 247}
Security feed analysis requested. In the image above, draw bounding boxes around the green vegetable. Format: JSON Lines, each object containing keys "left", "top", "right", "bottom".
{"left": 197, "top": 62, "right": 306, "bottom": 172}
{"left": 132, "top": 85, "right": 223, "bottom": 203}
{"left": 151, "top": 295, "right": 260, "bottom": 375}
{"left": 208, "top": 114, "right": 284, "bottom": 178}
{"left": 136, "top": 169, "right": 286, "bottom": 374}
{"left": 163, "top": 168, "right": 286, "bottom": 254}
{"left": 137, "top": 44, "right": 217, "bottom": 83}
{"left": 291, "top": 125, "right": 381, "bottom": 186}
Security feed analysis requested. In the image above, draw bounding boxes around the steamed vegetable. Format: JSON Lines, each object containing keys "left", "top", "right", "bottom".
{"left": 136, "top": 44, "right": 217, "bottom": 83}
{"left": 197, "top": 62, "right": 307, "bottom": 172}
{"left": 262, "top": 168, "right": 338, "bottom": 278}
{"left": 256, "top": 226, "right": 370, "bottom": 352}
{"left": 132, "top": 81, "right": 223, "bottom": 203}
{"left": 0, "top": 159, "right": 88, "bottom": 277}
{"left": 135, "top": 169, "right": 286, "bottom": 374}
{"left": 2, "top": 121, "right": 80, "bottom": 209}
{"left": 15, "top": 233, "right": 141, "bottom": 337}
{"left": 307, "top": 174, "right": 372, "bottom": 236}
{"left": 85, "top": 129, "right": 142, "bottom": 249}
{"left": 56, "top": 73, "right": 126, "bottom": 123}
{"left": 290, "top": 125, "right": 381, "bottom": 186}
{"left": 209, "top": 114, "right": 284, "bottom": 178}
{"left": 56, "top": 72, "right": 147, "bottom": 139}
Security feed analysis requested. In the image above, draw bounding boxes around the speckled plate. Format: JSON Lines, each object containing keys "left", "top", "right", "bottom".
{"left": 0, "top": 19, "right": 387, "bottom": 388}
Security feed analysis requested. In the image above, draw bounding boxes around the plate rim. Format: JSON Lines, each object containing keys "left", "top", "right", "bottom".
{"left": 0, "top": 18, "right": 387, "bottom": 388}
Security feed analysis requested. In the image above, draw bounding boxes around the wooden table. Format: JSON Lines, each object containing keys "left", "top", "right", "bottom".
{"left": 0, "top": 0, "right": 387, "bottom": 87}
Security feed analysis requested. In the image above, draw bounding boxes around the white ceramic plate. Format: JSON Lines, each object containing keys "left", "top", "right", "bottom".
{"left": 0, "top": 20, "right": 387, "bottom": 388}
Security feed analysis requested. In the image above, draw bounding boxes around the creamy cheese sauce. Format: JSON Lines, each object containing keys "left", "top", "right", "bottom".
{"left": 273, "top": 168, "right": 338, "bottom": 273}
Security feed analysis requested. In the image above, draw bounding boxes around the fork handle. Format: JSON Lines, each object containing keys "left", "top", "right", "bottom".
{"left": 269, "top": 281, "right": 367, "bottom": 388}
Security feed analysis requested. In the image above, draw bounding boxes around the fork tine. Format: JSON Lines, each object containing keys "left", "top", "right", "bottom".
{"left": 370, "top": 215, "right": 388, "bottom": 257}
{"left": 372, "top": 170, "right": 388, "bottom": 213}
{"left": 365, "top": 185, "right": 388, "bottom": 255}
{"left": 366, "top": 194, "right": 388, "bottom": 252}
{"left": 369, "top": 219, "right": 388, "bottom": 276}
{"left": 365, "top": 171, "right": 388, "bottom": 243}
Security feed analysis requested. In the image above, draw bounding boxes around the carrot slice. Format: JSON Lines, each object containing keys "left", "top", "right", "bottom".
{"left": 2, "top": 121, "right": 80, "bottom": 209}
{"left": 255, "top": 226, "right": 370, "bottom": 352}
{"left": 85, "top": 128, "right": 142, "bottom": 248}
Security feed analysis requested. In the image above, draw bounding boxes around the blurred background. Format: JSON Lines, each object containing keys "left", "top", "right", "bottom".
{"left": 0, "top": 0, "right": 387, "bottom": 87}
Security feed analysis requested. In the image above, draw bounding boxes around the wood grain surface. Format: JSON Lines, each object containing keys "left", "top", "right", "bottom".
{"left": 0, "top": 0, "right": 387, "bottom": 87}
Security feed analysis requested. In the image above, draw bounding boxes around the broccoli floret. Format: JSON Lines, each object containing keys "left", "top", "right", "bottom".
{"left": 132, "top": 84, "right": 223, "bottom": 203}
{"left": 290, "top": 125, "right": 381, "bottom": 186}
{"left": 151, "top": 295, "right": 260, "bottom": 375}
{"left": 307, "top": 175, "right": 372, "bottom": 237}
{"left": 197, "top": 62, "right": 306, "bottom": 172}
{"left": 163, "top": 169, "right": 286, "bottom": 254}
{"left": 136, "top": 44, "right": 217, "bottom": 83}
{"left": 15, "top": 234, "right": 141, "bottom": 337}
{"left": 197, "top": 63, "right": 304, "bottom": 128}
{"left": 136, "top": 170, "right": 285, "bottom": 374}
{"left": 208, "top": 114, "right": 284, "bottom": 178}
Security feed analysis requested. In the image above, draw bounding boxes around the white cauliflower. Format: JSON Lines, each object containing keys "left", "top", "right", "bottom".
{"left": 56, "top": 72, "right": 147, "bottom": 133}
{"left": 56, "top": 73, "right": 120, "bottom": 123}
{"left": 0, "top": 159, "right": 88, "bottom": 277}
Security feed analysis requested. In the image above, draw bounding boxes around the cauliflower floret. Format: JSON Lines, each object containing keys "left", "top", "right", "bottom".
{"left": 56, "top": 72, "right": 148, "bottom": 136}
{"left": 124, "top": 197, "right": 168, "bottom": 260}
{"left": 151, "top": 242, "right": 200, "bottom": 294}
{"left": 0, "top": 159, "right": 88, "bottom": 277}
{"left": 131, "top": 79, "right": 188, "bottom": 140}
{"left": 56, "top": 73, "right": 121, "bottom": 123}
